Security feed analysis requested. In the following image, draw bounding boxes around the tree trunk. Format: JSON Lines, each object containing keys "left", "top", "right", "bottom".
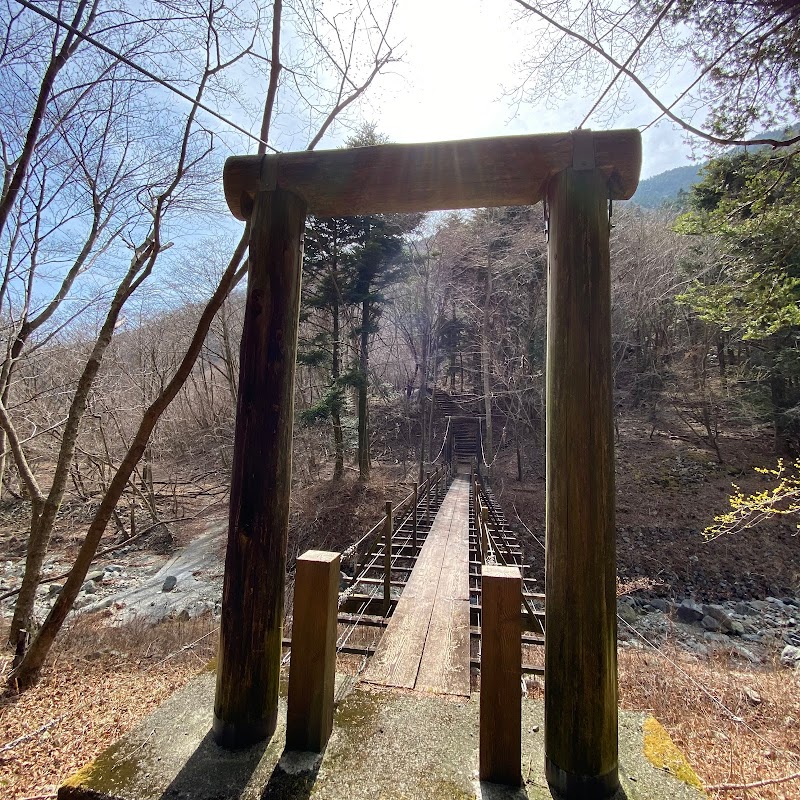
{"left": 418, "top": 318, "right": 430, "bottom": 482}
{"left": 769, "top": 343, "right": 790, "bottom": 456}
{"left": 331, "top": 252, "right": 344, "bottom": 481}
{"left": 716, "top": 334, "right": 727, "bottom": 391}
{"left": 482, "top": 253, "right": 493, "bottom": 472}
{"left": 426, "top": 345, "right": 440, "bottom": 466}
{"left": 449, "top": 301, "right": 457, "bottom": 390}
{"left": 9, "top": 229, "right": 249, "bottom": 690}
{"left": 7, "top": 241, "right": 158, "bottom": 649}
{"left": 357, "top": 298, "right": 370, "bottom": 481}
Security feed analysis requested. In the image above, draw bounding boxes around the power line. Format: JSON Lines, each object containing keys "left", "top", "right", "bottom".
{"left": 12, "top": 0, "right": 279, "bottom": 153}
{"left": 579, "top": 0, "right": 677, "bottom": 129}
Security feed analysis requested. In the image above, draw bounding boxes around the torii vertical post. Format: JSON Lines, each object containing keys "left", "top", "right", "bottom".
{"left": 544, "top": 149, "right": 618, "bottom": 796}
{"left": 213, "top": 186, "right": 307, "bottom": 748}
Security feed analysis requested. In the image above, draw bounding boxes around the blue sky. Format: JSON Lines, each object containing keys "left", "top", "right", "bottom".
{"left": 352, "top": 0, "right": 699, "bottom": 180}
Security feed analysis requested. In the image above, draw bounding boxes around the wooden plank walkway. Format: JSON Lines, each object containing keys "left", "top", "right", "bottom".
{"left": 362, "top": 477, "right": 470, "bottom": 697}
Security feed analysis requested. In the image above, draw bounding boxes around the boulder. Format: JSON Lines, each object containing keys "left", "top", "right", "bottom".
{"left": 728, "top": 620, "right": 745, "bottom": 636}
{"left": 650, "top": 598, "right": 671, "bottom": 614}
{"left": 162, "top": 575, "right": 178, "bottom": 593}
{"left": 677, "top": 598, "right": 703, "bottom": 623}
{"left": 702, "top": 604, "right": 735, "bottom": 633}
{"left": 701, "top": 615, "right": 721, "bottom": 632}
{"left": 780, "top": 645, "right": 800, "bottom": 667}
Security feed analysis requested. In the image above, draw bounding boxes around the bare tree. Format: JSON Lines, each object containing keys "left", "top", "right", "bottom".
{"left": 508, "top": 0, "right": 800, "bottom": 149}
{"left": 6, "top": 0, "right": 402, "bottom": 689}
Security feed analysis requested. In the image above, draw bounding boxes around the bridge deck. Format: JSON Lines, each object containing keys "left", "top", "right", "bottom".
{"left": 362, "top": 476, "right": 471, "bottom": 697}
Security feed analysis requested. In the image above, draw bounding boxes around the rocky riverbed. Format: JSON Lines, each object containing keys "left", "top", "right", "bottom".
{"left": 1, "top": 521, "right": 226, "bottom": 628}
{"left": 2, "top": 520, "right": 799, "bottom": 676}
{"left": 618, "top": 593, "right": 800, "bottom": 670}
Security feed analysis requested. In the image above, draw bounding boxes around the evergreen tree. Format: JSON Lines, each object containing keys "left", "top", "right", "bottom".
{"left": 299, "top": 215, "right": 363, "bottom": 480}
{"left": 676, "top": 148, "right": 800, "bottom": 452}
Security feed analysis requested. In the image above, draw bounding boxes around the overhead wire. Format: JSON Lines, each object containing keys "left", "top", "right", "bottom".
{"left": 12, "top": 0, "right": 279, "bottom": 153}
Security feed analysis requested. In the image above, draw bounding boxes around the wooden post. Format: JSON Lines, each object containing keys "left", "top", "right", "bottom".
{"left": 544, "top": 163, "right": 618, "bottom": 797}
{"left": 479, "top": 565, "right": 522, "bottom": 786}
{"left": 287, "top": 550, "right": 339, "bottom": 752}
{"left": 383, "top": 501, "right": 392, "bottom": 615}
{"left": 425, "top": 471, "right": 431, "bottom": 523}
{"left": 481, "top": 507, "right": 489, "bottom": 564}
{"left": 412, "top": 481, "right": 418, "bottom": 552}
{"left": 213, "top": 187, "right": 306, "bottom": 749}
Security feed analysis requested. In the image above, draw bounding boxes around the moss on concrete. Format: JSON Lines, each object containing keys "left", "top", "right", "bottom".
{"left": 642, "top": 716, "right": 704, "bottom": 792}
{"left": 60, "top": 672, "right": 706, "bottom": 800}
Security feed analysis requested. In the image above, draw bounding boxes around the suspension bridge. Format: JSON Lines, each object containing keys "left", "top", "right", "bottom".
{"left": 330, "top": 398, "right": 544, "bottom": 699}
{"left": 58, "top": 130, "right": 707, "bottom": 800}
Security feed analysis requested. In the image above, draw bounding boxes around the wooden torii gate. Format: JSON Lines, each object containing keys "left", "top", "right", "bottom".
{"left": 215, "top": 129, "right": 641, "bottom": 799}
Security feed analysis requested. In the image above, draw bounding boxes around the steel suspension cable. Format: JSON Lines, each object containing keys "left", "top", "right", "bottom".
{"left": 12, "top": 0, "right": 279, "bottom": 152}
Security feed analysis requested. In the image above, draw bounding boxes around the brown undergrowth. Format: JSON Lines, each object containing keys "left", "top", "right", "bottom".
{"left": 618, "top": 645, "right": 800, "bottom": 800}
{"left": 2, "top": 618, "right": 799, "bottom": 799}
{"left": 0, "top": 614, "right": 218, "bottom": 800}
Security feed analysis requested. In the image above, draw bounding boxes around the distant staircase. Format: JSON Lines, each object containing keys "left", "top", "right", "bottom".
{"left": 430, "top": 389, "right": 481, "bottom": 466}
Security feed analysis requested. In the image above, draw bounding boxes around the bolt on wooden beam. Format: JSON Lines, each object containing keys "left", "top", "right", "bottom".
{"left": 479, "top": 564, "right": 522, "bottom": 787}
{"left": 286, "top": 550, "right": 340, "bottom": 753}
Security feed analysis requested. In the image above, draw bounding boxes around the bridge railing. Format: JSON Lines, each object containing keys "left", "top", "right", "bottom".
{"left": 473, "top": 465, "right": 540, "bottom": 631}
{"left": 342, "top": 463, "right": 451, "bottom": 609}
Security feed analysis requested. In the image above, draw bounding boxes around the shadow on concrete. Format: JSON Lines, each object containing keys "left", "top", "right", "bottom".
{"left": 478, "top": 780, "right": 631, "bottom": 800}
{"left": 260, "top": 750, "right": 323, "bottom": 799}
{"left": 478, "top": 781, "right": 531, "bottom": 799}
{"left": 158, "top": 729, "right": 269, "bottom": 799}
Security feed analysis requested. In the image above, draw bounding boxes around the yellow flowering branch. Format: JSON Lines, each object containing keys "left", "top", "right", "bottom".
{"left": 703, "top": 458, "right": 800, "bottom": 541}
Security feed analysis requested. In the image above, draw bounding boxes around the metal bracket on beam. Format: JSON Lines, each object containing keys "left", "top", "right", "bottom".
{"left": 572, "top": 129, "right": 596, "bottom": 171}
{"left": 259, "top": 154, "right": 279, "bottom": 191}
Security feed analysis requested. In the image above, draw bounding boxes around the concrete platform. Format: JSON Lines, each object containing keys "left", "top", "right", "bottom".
{"left": 59, "top": 671, "right": 706, "bottom": 800}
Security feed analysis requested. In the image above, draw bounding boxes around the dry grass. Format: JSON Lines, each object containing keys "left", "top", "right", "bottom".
{"left": 619, "top": 644, "right": 800, "bottom": 800}
{"left": 0, "top": 614, "right": 217, "bottom": 800}
{"left": 2, "top": 613, "right": 799, "bottom": 800}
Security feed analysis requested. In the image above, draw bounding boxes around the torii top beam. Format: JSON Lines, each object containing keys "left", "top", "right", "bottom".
{"left": 223, "top": 129, "right": 641, "bottom": 220}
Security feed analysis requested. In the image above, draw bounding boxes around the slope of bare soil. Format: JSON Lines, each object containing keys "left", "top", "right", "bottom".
{"left": 502, "top": 410, "right": 800, "bottom": 799}
{"left": 496, "top": 412, "right": 799, "bottom": 602}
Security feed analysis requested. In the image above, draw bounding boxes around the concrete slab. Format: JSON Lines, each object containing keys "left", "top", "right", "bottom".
{"left": 59, "top": 671, "right": 706, "bottom": 800}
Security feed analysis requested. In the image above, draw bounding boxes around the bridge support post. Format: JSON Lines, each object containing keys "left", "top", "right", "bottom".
{"left": 479, "top": 564, "right": 522, "bottom": 786}
{"left": 412, "top": 482, "right": 418, "bottom": 552}
{"left": 287, "top": 550, "right": 339, "bottom": 752}
{"left": 481, "top": 507, "right": 489, "bottom": 564}
{"left": 544, "top": 164, "right": 618, "bottom": 796}
{"left": 425, "top": 471, "right": 431, "bottom": 523}
{"left": 383, "top": 501, "right": 393, "bottom": 615}
{"left": 213, "top": 187, "right": 306, "bottom": 749}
